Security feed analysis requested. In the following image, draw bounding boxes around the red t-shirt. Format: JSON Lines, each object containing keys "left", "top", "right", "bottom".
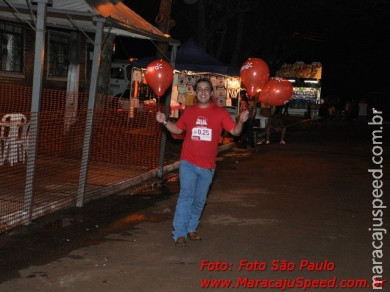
{"left": 176, "top": 104, "right": 236, "bottom": 169}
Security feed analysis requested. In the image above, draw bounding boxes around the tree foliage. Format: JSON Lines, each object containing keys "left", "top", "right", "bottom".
{"left": 170, "top": 0, "right": 389, "bottom": 73}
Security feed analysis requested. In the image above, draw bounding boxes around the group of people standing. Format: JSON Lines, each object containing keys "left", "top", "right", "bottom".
{"left": 237, "top": 91, "right": 287, "bottom": 148}
{"left": 318, "top": 97, "right": 368, "bottom": 123}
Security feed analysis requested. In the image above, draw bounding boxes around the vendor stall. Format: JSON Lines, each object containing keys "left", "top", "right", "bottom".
{"left": 116, "top": 66, "right": 241, "bottom": 122}
{"left": 116, "top": 40, "right": 241, "bottom": 119}
{"left": 276, "top": 62, "right": 322, "bottom": 117}
{"left": 169, "top": 71, "right": 241, "bottom": 119}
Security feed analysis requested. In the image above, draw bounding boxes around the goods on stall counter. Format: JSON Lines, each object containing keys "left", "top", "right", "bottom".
{"left": 228, "top": 87, "right": 240, "bottom": 99}
{"left": 178, "top": 93, "right": 185, "bottom": 104}
{"left": 225, "top": 98, "right": 232, "bottom": 107}
{"left": 217, "top": 76, "right": 226, "bottom": 87}
{"left": 144, "top": 99, "right": 156, "bottom": 106}
{"left": 216, "top": 96, "right": 225, "bottom": 107}
{"left": 168, "top": 71, "right": 240, "bottom": 117}
{"left": 132, "top": 69, "right": 142, "bottom": 82}
{"left": 186, "top": 83, "right": 195, "bottom": 94}
{"left": 185, "top": 93, "right": 196, "bottom": 106}
{"left": 215, "top": 87, "right": 227, "bottom": 107}
{"left": 210, "top": 75, "right": 217, "bottom": 87}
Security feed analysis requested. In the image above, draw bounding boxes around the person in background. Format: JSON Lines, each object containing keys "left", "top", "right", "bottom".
{"left": 265, "top": 107, "right": 287, "bottom": 144}
{"left": 318, "top": 98, "right": 329, "bottom": 124}
{"left": 156, "top": 78, "right": 249, "bottom": 247}
{"left": 246, "top": 97, "right": 258, "bottom": 147}
{"left": 344, "top": 99, "right": 352, "bottom": 121}
{"left": 236, "top": 93, "right": 247, "bottom": 146}
{"left": 282, "top": 101, "right": 290, "bottom": 116}
{"left": 307, "top": 101, "right": 312, "bottom": 119}
{"left": 238, "top": 93, "right": 257, "bottom": 149}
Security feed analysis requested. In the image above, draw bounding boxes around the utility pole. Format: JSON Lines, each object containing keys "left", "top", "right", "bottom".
{"left": 155, "top": 0, "right": 175, "bottom": 179}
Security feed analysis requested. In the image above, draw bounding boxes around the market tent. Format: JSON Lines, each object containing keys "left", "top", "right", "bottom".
{"left": 133, "top": 39, "right": 229, "bottom": 74}
{"left": 0, "top": 0, "right": 177, "bottom": 43}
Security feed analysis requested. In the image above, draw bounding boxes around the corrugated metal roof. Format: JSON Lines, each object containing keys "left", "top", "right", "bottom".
{"left": 0, "top": 0, "right": 177, "bottom": 43}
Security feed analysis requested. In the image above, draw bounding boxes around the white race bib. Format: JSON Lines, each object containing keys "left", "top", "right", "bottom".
{"left": 191, "top": 127, "right": 212, "bottom": 141}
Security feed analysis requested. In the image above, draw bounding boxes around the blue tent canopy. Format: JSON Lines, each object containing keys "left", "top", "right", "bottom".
{"left": 132, "top": 40, "right": 229, "bottom": 74}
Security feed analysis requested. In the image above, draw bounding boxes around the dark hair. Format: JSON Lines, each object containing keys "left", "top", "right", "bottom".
{"left": 194, "top": 78, "right": 213, "bottom": 92}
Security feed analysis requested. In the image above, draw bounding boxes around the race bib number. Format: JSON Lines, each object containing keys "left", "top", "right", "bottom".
{"left": 191, "top": 127, "right": 212, "bottom": 141}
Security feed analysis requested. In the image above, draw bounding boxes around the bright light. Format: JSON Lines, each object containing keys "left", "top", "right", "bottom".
{"left": 304, "top": 80, "right": 319, "bottom": 84}
{"left": 228, "top": 78, "right": 240, "bottom": 88}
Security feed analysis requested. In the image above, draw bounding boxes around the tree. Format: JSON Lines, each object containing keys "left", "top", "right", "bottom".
{"left": 155, "top": 0, "right": 176, "bottom": 59}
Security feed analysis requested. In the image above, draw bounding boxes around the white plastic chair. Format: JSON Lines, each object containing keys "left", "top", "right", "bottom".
{"left": 14, "top": 122, "right": 30, "bottom": 164}
{"left": 0, "top": 120, "right": 7, "bottom": 165}
{"left": 1, "top": 113, "right": 29, "bottom": 166}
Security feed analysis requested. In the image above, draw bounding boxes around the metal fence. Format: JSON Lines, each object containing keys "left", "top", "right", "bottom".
{"left": 0, "top": 84, "right": 174, "bottom": 233}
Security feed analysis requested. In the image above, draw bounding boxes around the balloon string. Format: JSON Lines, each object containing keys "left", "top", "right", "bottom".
{"left": 157, "top": 96, "right": 160, "bottom": 113}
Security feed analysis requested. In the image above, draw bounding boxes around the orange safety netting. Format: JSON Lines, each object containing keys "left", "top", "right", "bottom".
{"left": 0, "top": 84, "right": 169, "bottom": 233}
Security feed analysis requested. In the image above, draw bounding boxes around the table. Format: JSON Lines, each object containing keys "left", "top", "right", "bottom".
{"left": 0, "top": 120, "right": 28, "bottom": 166}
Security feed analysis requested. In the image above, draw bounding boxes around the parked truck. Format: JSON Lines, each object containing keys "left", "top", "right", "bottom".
{"left": 110, "top": 60, "right": 132, "bottom": 97}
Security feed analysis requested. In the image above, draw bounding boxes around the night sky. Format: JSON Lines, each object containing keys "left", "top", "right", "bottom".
{"left": 118, "top": 0, "right": 389, "bottom": 111}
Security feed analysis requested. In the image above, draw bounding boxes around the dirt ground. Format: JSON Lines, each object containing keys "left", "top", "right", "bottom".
{"left": 0, "top": 118, "right": 389, "bottom": 292}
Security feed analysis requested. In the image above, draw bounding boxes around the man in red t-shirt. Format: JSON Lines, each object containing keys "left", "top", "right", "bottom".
{"left": 156, "top": 78, "right": 249, "bottom": 247}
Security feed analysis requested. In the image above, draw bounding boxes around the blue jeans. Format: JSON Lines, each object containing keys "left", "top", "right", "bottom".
{"left": 172, "top": 160, "right": 215, "bottom": 241}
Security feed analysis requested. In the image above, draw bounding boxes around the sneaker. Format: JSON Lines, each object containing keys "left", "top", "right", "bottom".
{"left": 280, "top": 140, "right": 286, "bottom": 144}
{"left": 175, "top": 237, "right": 187, "bottom": 247}
{"left": 188, "top": 232, "right": 201, "bottom": 241}
{"left": 266, "top": 140, "right": 270, "bottom": 144}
